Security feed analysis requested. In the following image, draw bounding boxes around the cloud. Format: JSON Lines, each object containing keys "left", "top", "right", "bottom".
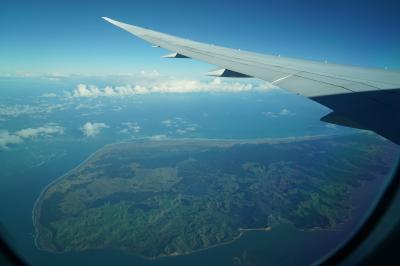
{"left": 81, "top": 122, "right": 109, "bottom": 137}
{"left": 73, "top": 84, "right": 101, "bottom": 97}
{"left": 176, "top": 125, "right": 198, "bottom": 135}
{"left": 262, "top": 108, "right": 296, "bottom": 118}
{"left": 262, "top": 111, "right": 278, "bottom": 118}
{"left": 185, "top": 126, "right": 197, "bottom": 131}
{"left": 113, "top": 106, "right": 123, "bottom": 112}
{"left": 70, "top": 78, "right": 278, "bottom": 98}
{"left": 75, "top": 103, "right": 94, "bottom": 110}
{"left": 0, "top": 131, "right": 23, "bottom": 149}
{"left": 148, "top": 134, "right": 167, "bottom": 140}
{"left": 161, "top": 117, "right": 187, "bottom": 128}
{"left": 325, "top": 124, "right": 338, "bottom": 129}
{"left": 278, "top": 108, "right": 294, "bottom": 116}
{"left": 0, "top": 124, "right": 64, "bottom": 149}
{"left": 0, "top": 103, "right": 67, "bottom": 118}
{"left": 161, "top": 117, "right": 199, "bottom": 135}
{"left": 121, "top": 122, "right": 141, "bottom": 134}
{"left": 45, "top": 72, "right": 70, "bottom": 81}
{"left": 15, "top": 125, "right": 64, "bottom": 138}
{"left": 139, "top": 70, "right": 160, "bottom": 77}
{"left": 0, "top": 72, "right": 70, "bottom": 78}
{"left": 161, "top": 119, "right": 174, "bottom": 127}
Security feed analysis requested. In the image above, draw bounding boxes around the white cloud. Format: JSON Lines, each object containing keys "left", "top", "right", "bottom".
{"left": 325, "top": 124, "right": 338, "bottom": 129}
{"left": 262, "top": 108, "right": 295, "bottom": 118}
{"left": 185, "top": 126, "right": 197, "bottom": 132}
{"left": 278, "top": 108, "right": 294, "bottom": 116}
{"left": 0, "top": 103, "right": 67, "bottom": 118}
{"left": 0, "top": 124, "right": 64, "bottom": 149}
{"left": 262, "top": 111, "right": 277, "bottom": 118}
{"left": 176, "top": 124, "right": 198, "bottom": 135}
{"left": 148, "top": 134, "right": 167, "bottom": 140}
{"left": 113, "top": 106, "right": 123, "bottom": 112}
{"left": 161, "top": 117, "right": 187, "bottom": 128}
{"left": 176, "top": 128, "right": 194, "bottom": 134}
{"left": 73, "top": 84, "right": 101, "bottom": 97}
{"left": 75, "top": 103, "right": 94, "bottom": 110}
{"left": 0, "top": 105, "right": 38, "bottom": 117}
{"left": 81, "top": 122, "right": 109, "bottom": 137}
{"left": 15, "top": 125, "right": 64, "bottom": 138}
{"left": 139, "top": 70, "right": 160, "bottom": 77}
{"left": 176, "top": 129, "right": 187, "bottom": 135}
{"left": 161, "top": 117, "right": 199, "bottom": 135}
{"left": 0, "top": 131, "right": 23, "bottom": 149}
{"left": 70, "top": 78, "right": 278, "bottom": 98}
{"left": 161, "top": 119, "right": 174, "bottom": 127}
{"left": 121, "top": 122, "right": 141, "bottom": 134}
{"left": 0, "top": 72, "right": 71, "bottom": 80}
{"left": 46, "top": 72, "right": 69, "bottom": 78}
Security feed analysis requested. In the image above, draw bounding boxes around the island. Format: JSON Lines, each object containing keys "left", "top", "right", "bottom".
{"left": 33, "top": 133, "right": 399, "bottom": 258}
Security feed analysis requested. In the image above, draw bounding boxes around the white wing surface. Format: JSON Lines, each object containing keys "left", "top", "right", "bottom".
{"left": 103, "top": 17, "right": 400, "bottom": 144}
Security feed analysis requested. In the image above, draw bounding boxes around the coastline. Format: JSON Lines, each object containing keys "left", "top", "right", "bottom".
{"left": 32, "top": 143, "right": 115, "bottom": 250}
{"left": 33, "top": 225, "right": 272, "bottom": 260}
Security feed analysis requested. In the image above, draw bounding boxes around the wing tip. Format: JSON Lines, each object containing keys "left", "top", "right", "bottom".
{"left": 101, "top": 17, "right": 125, "bottom": 28}
{"left": 101, "top": 17, "right": 139, "bottom": 31}
{"left": 101, "top": 17, "right": 115, "bottom": 23}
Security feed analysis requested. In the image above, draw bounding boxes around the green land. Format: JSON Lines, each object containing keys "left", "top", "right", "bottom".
{"left": 33, "top": 134, "right": 398, "bottom": 258}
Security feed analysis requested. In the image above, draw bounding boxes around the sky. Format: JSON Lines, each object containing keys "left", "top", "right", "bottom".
{"left": 1, "top": 0, "right": 400, "bottom": 76}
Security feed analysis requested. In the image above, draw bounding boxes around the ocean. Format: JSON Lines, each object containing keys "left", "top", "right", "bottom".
{"left": 0, "top": 77, "right": 397, "bottom": 265}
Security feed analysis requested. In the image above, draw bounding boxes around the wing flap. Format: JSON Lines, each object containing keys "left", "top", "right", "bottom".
{"left": 274, "top": 74, "right": 351, "bottom": 97}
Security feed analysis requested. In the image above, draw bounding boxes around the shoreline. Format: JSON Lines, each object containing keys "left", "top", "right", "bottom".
{"left": 33, "top": 225, "right": 271, "bottom": 260}
{"left": 32, "top": 143, "right": 115, "bottom": 250}
{"left": 238, "top": 226, "right": 272, "bottom": 232}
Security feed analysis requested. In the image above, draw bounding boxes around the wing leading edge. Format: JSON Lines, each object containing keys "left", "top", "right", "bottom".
{"left": 102, "top": 17, "right": 400, "bottom": 145}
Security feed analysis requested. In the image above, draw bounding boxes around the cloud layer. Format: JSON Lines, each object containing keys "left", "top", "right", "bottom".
{"left": 15, "top": 125, "right": 65, "bottom": 138}
{"left": 0, "top": 103, "right": 66, "bottom": 118}
{"left": 0, "top": 124, "right": 64, "bottom": 149}
{"left": 262, "top": 108, "right": 296, "bottom": 118}
{"left": 69, "top": 78, "right": 278, "bottom": 98}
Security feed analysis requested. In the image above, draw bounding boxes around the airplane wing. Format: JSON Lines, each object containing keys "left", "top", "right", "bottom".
{"left": 102, "top": 17, "right": 400, "bottom": 145}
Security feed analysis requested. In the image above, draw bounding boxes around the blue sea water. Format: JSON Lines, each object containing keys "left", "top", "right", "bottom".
{"left": 0, "top": 77, "right": 395, "bottom": 265}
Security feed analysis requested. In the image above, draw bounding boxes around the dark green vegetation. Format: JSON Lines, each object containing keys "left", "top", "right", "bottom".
{"left": 33, "top": 134, "right": 399, "bottom": 258}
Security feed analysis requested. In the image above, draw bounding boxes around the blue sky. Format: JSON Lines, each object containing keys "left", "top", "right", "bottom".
{"left": 1, "top": 0, "right": 399, "bottom": 76}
